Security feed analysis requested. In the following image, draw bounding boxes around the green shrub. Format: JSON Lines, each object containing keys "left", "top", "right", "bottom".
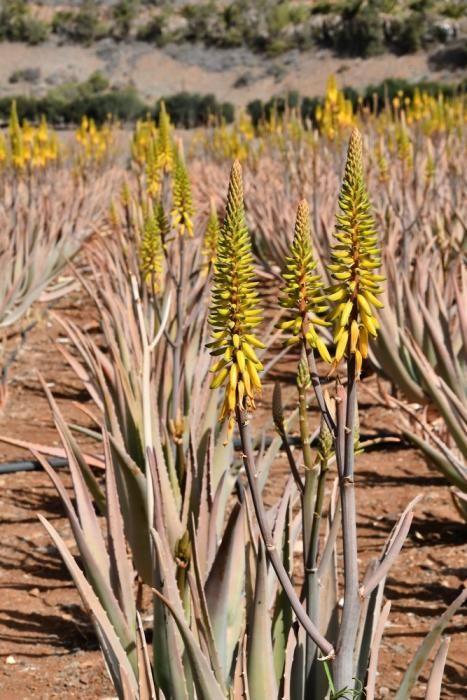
{"left": 136, "top": 12, "right": 167, "bottom": 43}
{"left": 182, "top": 1, "right": 216, "bottom": 41}
{"left": 52, "top": 0, "right": 108, "bottom": 44}
{"left": 112, "top": 0, "right": 138, "bottom": 39}
{"left": 328, "top": 1, "right": 386, "bottom": 57}
{"left": 66, "top": 88, "right": 146, "bottom": 124}
{"left": 386, "top": 14, "right": 427, "bottom": 53}
{"left": 155, "top": 92, "right": 235, "bottom": 128}
{"left": 440, "top": 0, "right": 466, "bottom": 19}
{"left": 0, "top": 0, "right": 49, "bottom": 43}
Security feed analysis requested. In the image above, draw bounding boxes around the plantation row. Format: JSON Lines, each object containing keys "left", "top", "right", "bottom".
{"left": 1, "top": 72, "right": 465, "bottom": 128}
{"left": 0, "top": 76, "right": 465, "bottom": 698}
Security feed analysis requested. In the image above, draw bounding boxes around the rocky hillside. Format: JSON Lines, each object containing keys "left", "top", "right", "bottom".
{"left": 0, "top": 0, "right": 465, "bottom": 111}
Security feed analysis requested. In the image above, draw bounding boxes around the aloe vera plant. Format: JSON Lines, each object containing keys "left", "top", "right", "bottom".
{"left": 25, "top": 124, "right": 466, "bottom": 700}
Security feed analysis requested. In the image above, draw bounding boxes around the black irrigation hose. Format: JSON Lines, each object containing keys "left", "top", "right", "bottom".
{"left": 0, "top": 457, "right": 68, "bottom": 475}
{"left": 0, "top": 433, "right": 405, "bottom": 475}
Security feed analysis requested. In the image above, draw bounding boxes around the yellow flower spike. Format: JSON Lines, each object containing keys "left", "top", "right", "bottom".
{"left": 278, "top": 199, "right": 331, "bottom": 364}
{"left": 327, "top": 128, "right": 384, "bottom": 373}
{"left": 156, "top": 100, "right": 174, "bottom": 173}
{"left": 201, "top": 199, "right": 220, "bottom": 276}
{"left": 207, "top": 160, "right": 264, "bottom": 427}
{"left": 139, "top": 207, "right": 164, "bottom": 294}
{"left": 171, "top": 147, "right": 194, "bottom": 237}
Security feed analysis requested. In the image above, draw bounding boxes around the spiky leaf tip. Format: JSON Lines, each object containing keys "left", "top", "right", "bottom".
{"left": 327, "top": 128, "right": 384, "bottom": 374}
{"left": 278, "top": 199, "right": 331, "bottom": 364}
{"left": 207, "top": 160, "right": 265, "bottom": 433}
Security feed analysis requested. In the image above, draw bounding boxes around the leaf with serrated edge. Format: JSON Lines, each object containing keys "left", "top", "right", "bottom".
{"left": 38, "top": 514, "right": 138, "bottom": 697}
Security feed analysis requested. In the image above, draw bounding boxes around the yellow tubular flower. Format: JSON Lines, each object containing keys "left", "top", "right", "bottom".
{"left": 327, "top": 128, "right": 384, "bottom": 374}
{"left": 278, "top": 199, "right": 331, "bottom": 363}
{"left": 171, "top": 149, "right": 194, "bottom": 237}
{"left": 207, "top": 160, "right": 265, "bottom": 435}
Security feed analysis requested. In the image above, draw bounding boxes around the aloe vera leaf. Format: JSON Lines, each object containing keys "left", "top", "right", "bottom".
{"left": 394, "top": 588, "right": 467, "bottom": 700}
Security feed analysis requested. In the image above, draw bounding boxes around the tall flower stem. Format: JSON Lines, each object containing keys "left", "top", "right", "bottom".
{"left": 333, "top": 369, "right": 360, "bottom": 694}
{"left": 171, "top": 233, "right": 185, "bottom": 424}
{"left": 305, "top": 424, "right": 331, "bottom": 694}
{"left": 236, "top": 407, "right": 335, "bottom": 660}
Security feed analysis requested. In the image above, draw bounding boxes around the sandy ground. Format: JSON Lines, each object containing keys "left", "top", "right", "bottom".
{"left": 1, "top": 39, "right": 466, "bottom": 107}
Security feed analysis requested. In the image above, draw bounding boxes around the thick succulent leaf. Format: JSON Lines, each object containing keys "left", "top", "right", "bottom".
{"left": 107, "top": 433, "right": 153, "bottom": 583}
{"left": 247, "top": 539, "right": 278, "bottom": 700}
{"left": 103, "top": 430, "right": 137, "bottom": 634}
{"left": 35, "top": 452, "right": 135, "bottom": 659}
{"left": 272, "top": 496, "right": 293, "bottom": 684}
{"left": 425, "top": 637, "right": 450, "bottom": 700}
{"left": 151, "top": 530, "right": 189, "bottom": 700}
{"left": 394, "top": 588, "right": 467, "bottom": 700}
{"left": 41, "top": 377, "right": 105, "bottom": 512}
{"left": 152, "top": 589, "right": 227, "bottom": 700}
{"left": 205, "top": 501, "right": 245, "bottom": 683}
{"left": 188, "top": 521, "right": 226, "bottom": 692}
{"left": 38, "top": 514, "right": 138, "bottom": 698}
{"left": 360, "top": 494, "right": 422, "bottom": 599}
{"left": 365, "top": 601, "right": 391, "bottom": 700}
{"left": 403, "top": 429, "right": 467, "bottom": 492}
{"left": 136, "top": 611, "right": 157, "bottom": 700}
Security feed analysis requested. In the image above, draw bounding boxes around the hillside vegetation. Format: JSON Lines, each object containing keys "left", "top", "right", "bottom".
{"left": 1, "top": 0, "right": 465, "bottom": 59}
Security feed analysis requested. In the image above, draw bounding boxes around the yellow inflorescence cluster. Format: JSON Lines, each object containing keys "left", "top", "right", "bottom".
{"left": 75, "top": 115, "right": 114, "bottom": 167}
{"left": 207, "top": 161, "right": 265, "bottom": 434}
{"left": 1, "top": 103, "right": 60, "bottom": 172}
{"left": 278, "top": 199, "right": 331, "bottom": 363}
{"left": 201, "top": 199, "right": 220, "bottom": 277}
{"left": 139, "top": 203, "right": 164, "bottom": 294}
{"left": 171, "top": 147, "right": 194, "bottom": 237}
{"left": 315, "top": 75, "right": 356, "bottom": 141}
{"left": 189, "top": 75, "right": 465, "bottom": 172}
{"left": 327, "top": 128, "right": 384, "bottom": 374}
{"left": 132, "top": 102, "right": 175, "bottom": 199}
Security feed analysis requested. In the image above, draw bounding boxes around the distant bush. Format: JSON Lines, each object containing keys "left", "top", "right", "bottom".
{"left": 316, "top": 1, "right": 386, "bottom": 57}
{"left": 66, "top": 89, "right": 146, "bottom": 123}
{"left": 9, "top": 67, "right": 41, "bottom": 84}
{"left": 136, "top": 12, "right": 167, "bottom": 43}
{"left": 112, "top": 0, "right": 138, "bottom": 40}
{"left": 155, "top": 92, "right": 235, "bottom": 128}
{"left": 0, "top": 82, "right": 235, "bottom": 128}
{"left": 247, "top": 90, "right": 301, "bottom": 126}
{"left": 386, "top": 14, "right": 427, "bottom": 53}
{"left": 0, "top": 0, "right": 49, "bottom": 43}
{"left": 52, "top": 1, "right": 109, "bottom": 44}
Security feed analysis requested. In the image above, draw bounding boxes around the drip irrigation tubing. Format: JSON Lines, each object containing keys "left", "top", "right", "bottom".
{"left": 0, "top": 433, "right": 405, "bottom": 475}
